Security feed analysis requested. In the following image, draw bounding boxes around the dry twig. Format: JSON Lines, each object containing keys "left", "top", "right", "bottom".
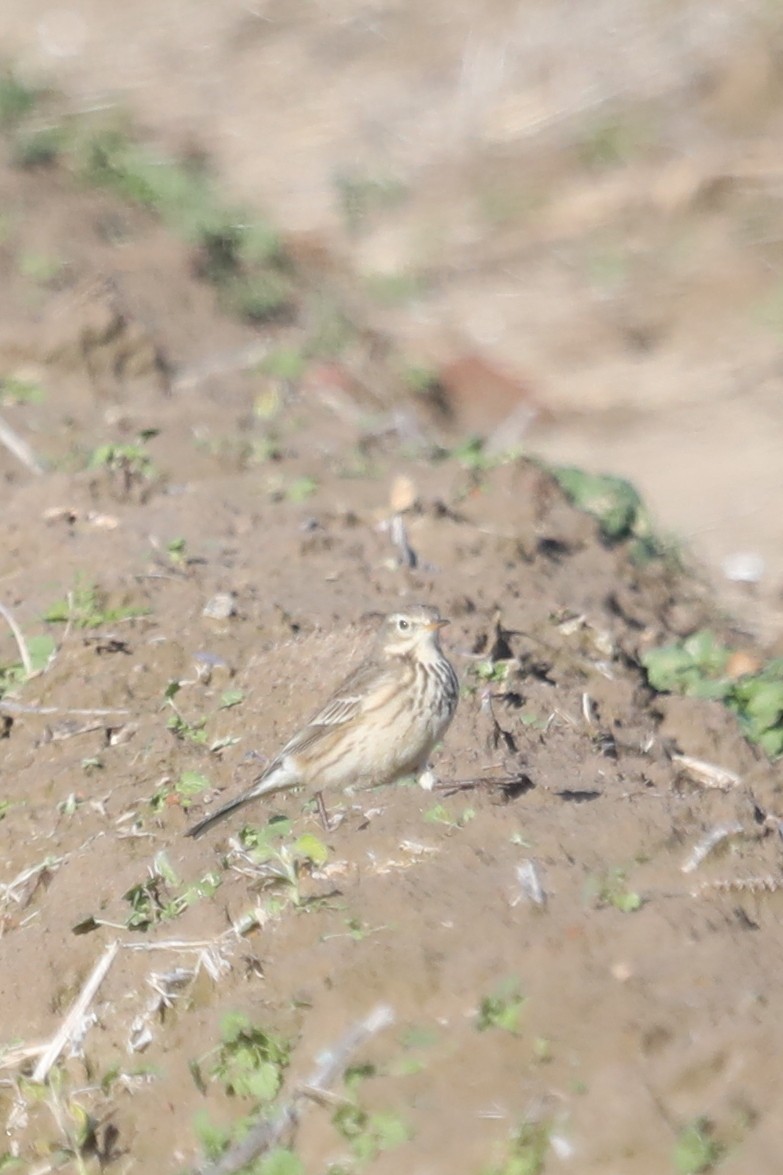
{"left": 0, "top": 412, "right": 45, "bottom": 475}
{"left": 672, "top": 753, "right": 741, "bottom": 791}
{"left": 0, "top": 601, "right": 33, "bottom": 677}
{"left": 681, "top": 822, "right": 744, "bottom": 874}
{"left": 31, "top": 940, "right": 120, "bottom": 1083}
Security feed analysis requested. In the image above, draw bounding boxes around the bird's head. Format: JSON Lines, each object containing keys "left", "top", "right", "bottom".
{"left": 377, "top": 604, "right": 449, "bottom": 658}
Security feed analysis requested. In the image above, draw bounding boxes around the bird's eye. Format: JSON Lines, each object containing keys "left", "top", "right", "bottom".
{"left": 397, "top": 618, "right": 409, "bottom": 631}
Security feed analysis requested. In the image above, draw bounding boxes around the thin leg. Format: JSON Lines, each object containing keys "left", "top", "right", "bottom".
{"left": 315, "top": 790, "right": 333, "bottom": 832}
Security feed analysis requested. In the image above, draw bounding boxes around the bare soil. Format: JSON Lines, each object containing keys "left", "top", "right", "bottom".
{"left": 0, "top": 125, "right": 782, "bottom": 1175}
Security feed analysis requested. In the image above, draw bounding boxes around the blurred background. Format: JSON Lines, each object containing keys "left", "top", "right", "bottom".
{"left": 2, "top": 0, "right": 782, "bottom": 635}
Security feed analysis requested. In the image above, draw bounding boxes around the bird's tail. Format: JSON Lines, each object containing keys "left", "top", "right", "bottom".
{"left": 185, "top": 764, "right": 296, "bottom": 839}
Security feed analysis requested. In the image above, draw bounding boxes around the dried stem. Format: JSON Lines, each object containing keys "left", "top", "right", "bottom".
{"left": 0, "top": 601, "right": 33, "bottom": 677}
{"left": 0, "top": 412, "right": 45, "bottom": 474}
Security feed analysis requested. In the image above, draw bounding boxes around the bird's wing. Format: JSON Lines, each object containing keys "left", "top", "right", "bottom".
{"left": 278, "top": 657, "right": 388, "bottom": 757}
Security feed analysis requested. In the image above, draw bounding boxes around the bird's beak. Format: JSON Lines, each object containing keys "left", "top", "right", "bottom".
{"left": 427, "top": 617, "right": 449, "bottom": 631}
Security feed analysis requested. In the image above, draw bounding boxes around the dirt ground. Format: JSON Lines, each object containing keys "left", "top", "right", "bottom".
{"left": 1, "top": 7, "right": 783, "bottom": 1175}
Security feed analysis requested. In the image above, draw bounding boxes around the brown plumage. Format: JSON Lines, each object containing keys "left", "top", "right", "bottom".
{"left": 185, "top": 604, "right": 459, "bottom": 838}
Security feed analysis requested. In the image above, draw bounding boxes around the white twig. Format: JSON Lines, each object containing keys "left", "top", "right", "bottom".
{"left": 0, "top": 701, "right": 130, "bottom": 716}
{"left": 513, "top": 859, "right": 547, "bottom": 907}
{"left": 0, "top": 412, "right": 45, "bottom": 474}
{"left": 681, "top": 822, "right": 744, "bottom": 873}
{"left": 31, "top": 940, "right": 120, "bottom": 1083}
{"left": 0, "top": 602, "right": 33, "bottom": 677}
{"left": 673, "top": 754, "right": 741, "bottom": 790}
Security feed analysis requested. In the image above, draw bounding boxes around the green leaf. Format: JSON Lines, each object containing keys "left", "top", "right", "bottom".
{"left": 371, "top": 1110, "right": 412, "bottom": 1150}
{"left": 286, "top": 475, "right": 317, "bottom": 502}
{"left": 294, "top": 833, "right": 329, "bottom": 866}
{"left": 476, "top": 981, "right": 526, "bottom": 1034}
{"left": 256, "top": 1150, "right": 304, "bottom": 1175}
{"left": 674, "top": 1118, "right": 723, "bottom": 1174}
{"left": 612, "top": 889, "right": 642, "bottom": 914}
{"left": 219, "top": 688, "right": 245, "bottom": 710}
{"left": 551, "top": 466, "right": 648, "bottom": 542}
{"left": 175, "top": 771, "right": 211, "bottom": 808}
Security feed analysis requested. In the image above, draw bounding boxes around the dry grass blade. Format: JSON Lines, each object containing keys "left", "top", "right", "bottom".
{"left": 513, "top": 859, "right": 547, "bottom": 907}
{"left": 681, "top": 822, "right": 744, "bottom": 874}
{"left": 0, "top": 1041, "right": 47, "bottom": 1071}
{"left": 672, "top": 753, "right": 741, "bottom": 790}
{"left": 1, "top": 856, "right": 64, "bottom": 910}
{"left": 0, "top": 701, "right": 130, "bottom": 716}
{"left": 0, "top": 601, "right": 33, "bottom": 677}
{"left": 31, "top": 939, "right": 119, "bottom": 1083}
{"left": 0, "top": 412, "right": 45, "bottom": 474}
{"left": 191, "top": 1003, "right": 395, "bottom": 1175}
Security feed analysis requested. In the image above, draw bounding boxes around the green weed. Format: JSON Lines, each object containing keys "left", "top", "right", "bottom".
{"left": 476, "top": 980, "right": 526, "bottom": 1034}
{"left": 212, "top": 1012, "right": 291, "bottom": 1102}
{"left": 586, "top": 866, "right": 643, "bottom": 914}
{"left": 482, "top": 1119, "right": 553, "bottom": 1175}
{"left": 674, "top": 1118, "right": 724, "bottom": 1174}
{"left": 44, "top": 577, "right": 147, "bottom": 629}
{"left": 123, "top": 853, "right": 220, "bottom": 930}
{"left": 643, "top": 632, "right": 783, "bottom": 757}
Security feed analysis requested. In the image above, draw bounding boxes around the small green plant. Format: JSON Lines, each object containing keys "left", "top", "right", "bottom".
{"left": 163, "top": 681, "right": 208, "bottom": 745}
{"left": 18, "top": 250, "right": 66, "bottom": 286}
{"left": 482, "top": 1119, "right": 553, "bottom": 1175}
{"left": 285, "top": 475, "right": 318, "bottom": 503}
{"left": 260, "top": 347, "right": 307, "bottom": 383}
{"left": 449, "top": 436, "right": 494, "bottom": 473}
{"left": 643, "top": 634, "right": 783, "bottom": 757}
{"left": 674, "top": 1117, "right": 724, "bottom": 1174}
{"left": 44, "top": 577, "right": 147, "bottom": 629}
{"left": 219, "top": 688, "right": 245, "bottom": 710}
{"left": 471, "top": 659, "right": 512, "bottom": 684}
{"left": 150, "top": 771, "right": 211, "bottom": 813}
{"left": 12, "top": 123, "right": 68, "bottom": 167}
{"left": 476, "top": 980, "right": 526, "bottom": 1033}
{"left": 88, "top": 439, "right": 155, "bottom": 495}
{"left": 0, "top": 376, "right": 45, "bottom": 404}
{"left": 424, "top": 803, "right": 476, "bottom": 829}
{"left": 550, "top": 464, "right": 661, "bottom": 558}
{"left": 165, "top": 536, "right": 187, "bottom": 566}
{"left": 123, "top": 853, "right": 220, "bottom": 930}
{"left": 332, "top": 1102, "right": 412, "bottom": 1162}
{"left": 192, "top": 1111, "right": 301, "bottom": 1175}
{"left": 212, "top": 1012, "right": 291, "bottom": 1102}
{"left": 587, "top": 867, "right": 643, "bottom": 913}
{"left": 221, "top": 269, "right": 293, "bottom": 323}
{"left": 238, "top": 820, "right": 330, "bottom": 908}
{"left": 0, "top": 69, "right": 39, "bottom": 127}
{"left": 402, "top": 364, "right": 440, "bottom": 396}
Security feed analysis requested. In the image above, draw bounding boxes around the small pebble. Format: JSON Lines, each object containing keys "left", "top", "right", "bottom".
{"left": 722, "top": 551, "right": 765, "bottom": 584}
{"left": 202, "top": 592, "right": 237, "bottom": 620}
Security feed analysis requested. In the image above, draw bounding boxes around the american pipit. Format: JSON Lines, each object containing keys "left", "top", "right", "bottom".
{"left": 185, "top": 604, "right": 459, "bottom": 838}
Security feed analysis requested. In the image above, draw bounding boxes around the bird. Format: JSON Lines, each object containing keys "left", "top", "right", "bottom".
{"left": 185, "top": 604, "right": 459, "bottom": 838}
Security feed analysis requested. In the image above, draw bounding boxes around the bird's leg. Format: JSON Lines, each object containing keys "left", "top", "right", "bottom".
{"left": 315, "top": 789, "right": 335, "bottom": 832}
